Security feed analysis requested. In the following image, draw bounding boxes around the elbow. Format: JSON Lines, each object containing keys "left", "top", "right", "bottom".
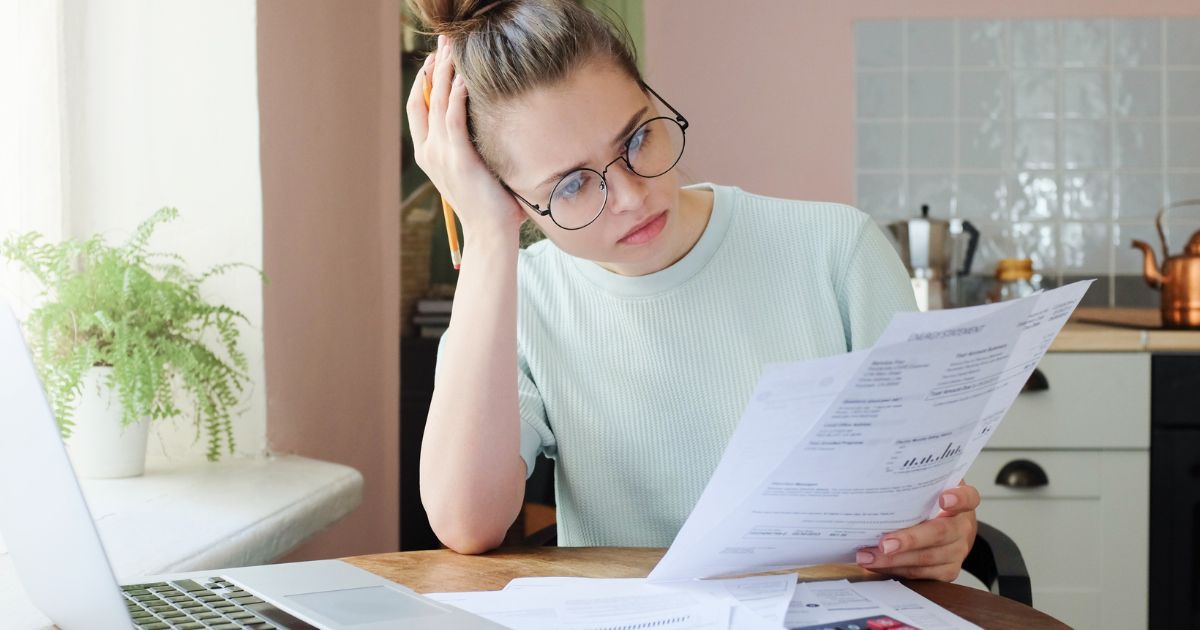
{"left": 431, "top": 520, "right": 507, "bottom": 555}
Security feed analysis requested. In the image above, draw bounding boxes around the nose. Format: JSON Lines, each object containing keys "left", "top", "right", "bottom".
{"left": 600, "top": 156, "right": 647, "bottom": 217}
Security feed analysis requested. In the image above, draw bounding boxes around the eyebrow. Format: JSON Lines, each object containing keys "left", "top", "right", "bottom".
{"left": 533, "top": 106, "right": 651, "bottom": 192}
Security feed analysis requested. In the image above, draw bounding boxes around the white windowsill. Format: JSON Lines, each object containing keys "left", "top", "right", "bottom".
{"left": 0, "top": 454, "right": 363, "bottom": 629}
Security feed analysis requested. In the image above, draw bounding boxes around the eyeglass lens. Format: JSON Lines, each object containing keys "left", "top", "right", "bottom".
{"left": 548, "top": 117, "right": 685, "bottom": 229}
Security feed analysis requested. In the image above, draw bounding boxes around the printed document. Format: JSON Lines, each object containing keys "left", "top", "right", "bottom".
{"left": 785, "top": 579, "right": 979, "bottom": 629}
{"left": 650, "top": 281, "right": 1091, "bottom": 581}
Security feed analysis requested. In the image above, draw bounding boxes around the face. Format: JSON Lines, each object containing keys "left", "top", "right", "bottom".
{"left": 493, "top": 59, "right": 698, "bottom": 277}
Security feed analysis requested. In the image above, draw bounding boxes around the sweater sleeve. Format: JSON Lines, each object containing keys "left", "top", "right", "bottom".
{"left": 834, "top": 215, "right": 919, "bottom": 350}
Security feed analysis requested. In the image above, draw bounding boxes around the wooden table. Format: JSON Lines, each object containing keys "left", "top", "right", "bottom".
{"left": 343, "top": 547, "right": 1069, "bottom": 629}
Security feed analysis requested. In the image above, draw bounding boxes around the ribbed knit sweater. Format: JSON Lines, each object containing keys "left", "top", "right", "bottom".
{"left": 450, "top": 182, "right": 917, "bottom": 547}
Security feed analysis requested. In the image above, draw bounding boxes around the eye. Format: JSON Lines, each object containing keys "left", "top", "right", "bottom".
{"left": 628, "top": 125, "right": 650, "bottom": 154}
{"left": 556, "top": 171, "right": 586, "bottom": 199}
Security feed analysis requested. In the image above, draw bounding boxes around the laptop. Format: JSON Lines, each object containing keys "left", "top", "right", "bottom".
{"left": 0, "top": 303, "right": 505, "bottom": 629}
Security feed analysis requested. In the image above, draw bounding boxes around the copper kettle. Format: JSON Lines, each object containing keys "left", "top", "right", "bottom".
{"left": 1131, "top": 198, "right": 1200, "bottom": 328}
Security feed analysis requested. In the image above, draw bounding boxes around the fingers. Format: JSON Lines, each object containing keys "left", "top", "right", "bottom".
{"left": 406, "top": 54, "right": 435, "bottom": 150}
{"left": 880, "top": 513, "right": 958, "bottom": 555}
{"left": 428, "top": 35, "right": 456, "bottom": 125}
{"left": 444, "top": 73, "right": 472, "bottom": 151}
{"left": 938, "top": 482, "right": 981, "bottom": 515}
{"left": 856, "top": 536, "right": 971, "bottom": 572}
{"left": 866, "top": 562, "right": 963, "bottom": 582}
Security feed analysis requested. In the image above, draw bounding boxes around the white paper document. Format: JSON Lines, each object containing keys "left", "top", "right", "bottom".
{"left": 784, "top": 579, "right": 979, "bottom": 630}
{"left": 505, "top": 574, "right": 796, "bottom": 629}
{"left": 429, "top": 581, "right": 732, "bottom": 630}
{"left": 650, "top": 281, "right": 1092, "bottom": 581}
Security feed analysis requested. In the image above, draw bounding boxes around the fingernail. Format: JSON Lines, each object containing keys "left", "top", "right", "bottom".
{"left": 453, "top": 74, "right": 464, "bottom": 86}
{"left": 941, "top": 493, "right": 958, "bottom": 509}
{"left": 882, "top": 538, "right": 900, "bottom": 554}
{"left": 856, "top": 550, "right": 875, "bottom": 565}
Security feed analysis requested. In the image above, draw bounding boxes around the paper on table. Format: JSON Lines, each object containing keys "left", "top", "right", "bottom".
{"left": 784, "top": 579, "right": 980, "bottom": 629}
{"left": 428, "top": 584, "right": 732, "bottom": 630}
{"left": 849, "top": 580, "right": 980, "bottom": 629}
{"left": 650, "top": 281, "right": 1092, "bottom": 581}
{"left": 505, "top": 574, "right": 795, "bottom": 629}
{"left": 784, "top": 580, "right": 898, "bottom": 628}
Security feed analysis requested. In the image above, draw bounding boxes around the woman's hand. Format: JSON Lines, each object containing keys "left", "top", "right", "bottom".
{"left": 855, "top": 482, "right": 980, "bottom": 581}
{"left": 405, "top": 35, "right": 526, "bottom": 238}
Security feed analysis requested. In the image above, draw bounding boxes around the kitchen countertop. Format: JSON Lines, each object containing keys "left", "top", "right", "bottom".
{"left": 1051, "top": 307, "right": 1200, "bottom": 352}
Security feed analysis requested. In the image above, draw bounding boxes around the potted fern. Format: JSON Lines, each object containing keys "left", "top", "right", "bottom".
{"left": 1, "top": 207, "right": 262, "bottom": 477}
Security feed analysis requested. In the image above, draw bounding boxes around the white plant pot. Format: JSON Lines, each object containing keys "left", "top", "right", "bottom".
{"left": 64, "top": 366, "right": 150, "bottom": 479}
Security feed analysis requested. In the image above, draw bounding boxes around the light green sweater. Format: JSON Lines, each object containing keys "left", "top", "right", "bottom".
{"left": 450, "top": 183, "right": 917, "bottom": 548}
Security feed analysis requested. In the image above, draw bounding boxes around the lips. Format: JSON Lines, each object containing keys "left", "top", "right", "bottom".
{"left": 618, "top": 211, "right": 668, "bottom": 245}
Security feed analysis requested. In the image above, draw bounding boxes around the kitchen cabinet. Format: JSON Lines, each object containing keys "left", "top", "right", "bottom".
{"left": 964, "top": 352, "right": 1150, "bottom": 630}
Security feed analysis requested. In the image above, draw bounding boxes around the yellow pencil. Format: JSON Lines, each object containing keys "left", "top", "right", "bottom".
{"left": 423, "top": 70, "right": 463, "bottom": 270}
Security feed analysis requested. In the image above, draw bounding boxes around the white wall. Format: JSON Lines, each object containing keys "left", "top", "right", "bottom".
{"left": 64, "top": 0, "right": 266, "bottom": 462}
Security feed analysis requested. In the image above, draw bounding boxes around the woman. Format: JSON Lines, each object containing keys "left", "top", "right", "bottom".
{"left": 407, "top": 0, "right": 980, "bottom": 582}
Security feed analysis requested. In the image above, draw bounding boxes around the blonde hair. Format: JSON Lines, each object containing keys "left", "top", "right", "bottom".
{"left": 406, "top": 0, "right": 642, "bottom": 178}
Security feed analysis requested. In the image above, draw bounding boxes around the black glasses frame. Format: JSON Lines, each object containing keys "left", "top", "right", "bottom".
{"left": 506, "top": 83, "right": 689, "bottom": 231}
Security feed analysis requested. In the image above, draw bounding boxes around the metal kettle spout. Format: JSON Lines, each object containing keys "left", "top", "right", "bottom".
{"left": 1130, "top": 239, "right": 1164, "bottom": 288}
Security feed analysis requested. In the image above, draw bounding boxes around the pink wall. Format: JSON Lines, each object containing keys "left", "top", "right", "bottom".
{"left": 257, "top": 0, "right": 402, "bottom": 560}
{"left": 645, "top": 1, "right": 1200, "bottom": 205}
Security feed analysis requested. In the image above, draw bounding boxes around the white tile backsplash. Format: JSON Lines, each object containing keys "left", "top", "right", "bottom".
{"left": 959, "top": 119, "right": 1006, "bottom": 169}
{"left": 1167, "top": 173, "right": 1200, "bottom": 204}
{"left": 956, "top": 173, "right": 1008, "bottom": 223}
{"left": 959, "top": 20, "right": 1007, "bottom": 68}
{"left": 1013, "top": 120, "right": 1056, "bottom": 169}
{"left": 907, "top": 71, "right": 955, "bottom": 118}
{"left": 1112, "top": 69, "right": 1163, "bottom": 118}
{"left": 958, "top": 71, "right": 1009, "bottom": 119}
{"left": 857, "top": 122, "right": 903, "bottom": 168}
{"left": 1063, "top": 120, "right": 1110, "bottom": 169}
{"left": 1113, "top": 18, "right": 1162, "bottom": 67}
{"left": 1114, "top": 121, "right": 1162, "bottom": 169}
{"left": 856, "top": 172, "right": 907, "bottom": 221}
{"left": 1062, "top": 19, "right": 1109, "bottom": 67}
{"left": 1062, "top": 172, "right": 1112, "bottom": 221}
{"left": 1063, "top": 71, "right": 1108, "bottom": 118}
{"left": 855, "top": 17, "right": 1199, "bottom": 304}
{"left": 856, "top": 21, "right": 904, "bottom": 69}
{"left": 908, "top": 172, "right": 955, "bottom": 216}
{"left": 1012, "top": 20, "right": 1059, "bottom": 67}
{"left": 1165, "top": 17, "right": 1200, "bottom": 66}
{"left": 908, "top": 122, "right": 955, "bottom": 168}
{"left": 1166, "top": 69, "right": 1200, "bottom": 117}
{"left": 1114, "top": 172, "right": 1166, "bottom": 220}
{"left": 906, "top": 20, "right": 955, "bottom": 68}
{"left": 1166, "top": 121, "right": 1200, "bottom": 169}
{"left": 1013, "top": 70, "right": 1057, "bottom": 118}
{"left": 1008, "top": 171, "right": 1058, "bottom": 222}
{"left": 1061, "top": 222, "right": 1111, "bottom": 274}
{"left": 857, "top": 72, "right": 903, "bottom": 118}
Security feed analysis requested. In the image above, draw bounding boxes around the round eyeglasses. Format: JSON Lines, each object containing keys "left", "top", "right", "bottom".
{"left": 507, "top": 84, "right": 688, "bottom": 231}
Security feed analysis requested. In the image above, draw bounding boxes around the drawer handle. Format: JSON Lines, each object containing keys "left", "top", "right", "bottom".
{"left": 995, "top": 459, "right": 1049, "bottom": 489}
{"left": 1020, "top": 368, "right": 1049, "bottom": 393}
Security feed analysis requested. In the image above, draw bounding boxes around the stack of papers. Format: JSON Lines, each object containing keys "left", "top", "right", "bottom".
{"left": 430, "top": 283, "right": 1092, "bottom": 629}
{"left": 429, "top": 575, "right": 978, "bottom": 629}
{"left": 651, "top": 281, "right": 1090, "bottom": 580}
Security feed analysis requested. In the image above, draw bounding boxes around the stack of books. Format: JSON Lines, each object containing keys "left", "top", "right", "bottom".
{"left": 413, "top": 298, "right": 452, "bottom": 338}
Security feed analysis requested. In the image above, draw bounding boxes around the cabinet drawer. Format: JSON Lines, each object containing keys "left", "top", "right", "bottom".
{"left": 989, "top": 353, "right": 1149, "bottom": 449}
{"left": 964, "top": 450, "right": 1149, "bottom": 630}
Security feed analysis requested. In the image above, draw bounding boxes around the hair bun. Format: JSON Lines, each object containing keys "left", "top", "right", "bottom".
{"left": 407, "top": 0, "right": 515, "bottom": 37}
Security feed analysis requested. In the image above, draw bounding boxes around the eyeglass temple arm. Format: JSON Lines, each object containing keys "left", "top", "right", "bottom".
{"left": 504, "top": 181, "right": 550, "bottom": 215}
{"left": 640, "top": 82, "right": 688, "bottom": 131}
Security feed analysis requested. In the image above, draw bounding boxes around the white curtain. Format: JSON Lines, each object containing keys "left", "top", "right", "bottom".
{"left": 0, "top": 0, "right": 68, "bottom": 318}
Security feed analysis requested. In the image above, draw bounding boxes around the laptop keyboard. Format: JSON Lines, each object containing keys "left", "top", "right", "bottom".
{"left": 121, "top": 576, "right": 310, "bottom": 629}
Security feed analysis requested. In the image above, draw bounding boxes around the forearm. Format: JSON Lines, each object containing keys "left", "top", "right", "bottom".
{"left": 420, "top": 228, "right": 526, "bottom": 554}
